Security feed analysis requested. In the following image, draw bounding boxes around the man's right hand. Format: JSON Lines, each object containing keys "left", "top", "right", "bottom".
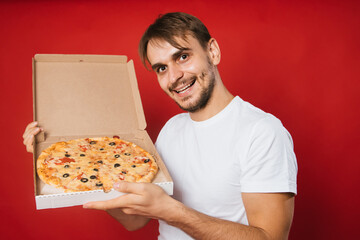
{"left": 22, "top": 122, "right": 43, "bottom": 153}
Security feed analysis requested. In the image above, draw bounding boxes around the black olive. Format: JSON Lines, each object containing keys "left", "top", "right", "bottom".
{"left": 109, "top": 142, "right": 116, "bottom": 146}
{"left": 65, "top": 154, "right": 71, "bottom": 157}
{"left": 90, "top": 175, "right": 97, "bottom": 179}
{"left": 93, "top": 168, "right": 99, "bottom": 171}
{"left": 80, "top": 178, "right": 88, "bottom": 183}
{"left": 76, "top": 167, "right": 81, "bottom": 169}
{"left": 124, "top": 153, "right": 131, "bottom": 156}
{"left": 97, "top": 160, "right": 103, "bottom": 164}
{"left": 63, "top": 173, "right": 69, "bottom": 178}
{"left": 90, "top": 141, "right": 96, "bottom": 144}
{"left": 122, "top": 171, "right": 127, "bottom": 174}
{"left": 144, "top": 159, "right": 150, "bottom": 163}
{"left": 64, "top": 165, "right": 70, "bottom": 168}
{"left": 114, "top": 163, "right": 120, "bottom": 168}
{"left": 80, "top": 154, "right": 85, "bottom": 157}
{"left": 96, "top": 182, "right": 103, "bottom": 187}
{"left": 114, "top": 154, "right": 120, "bottom": 158}
{"left": 132, "top": 165, "right": 136, "bottom": 168}
{"left": 99, "top": 148, "right": 104, "bottom": 151}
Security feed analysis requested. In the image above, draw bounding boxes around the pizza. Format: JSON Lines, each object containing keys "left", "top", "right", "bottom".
{"left": 36, "top": 136, "right": 158, "bottom": 193}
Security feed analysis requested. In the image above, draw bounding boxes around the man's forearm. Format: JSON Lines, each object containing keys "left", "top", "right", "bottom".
{"left": 165, "top": 202, "right": 271, "bottom": 240}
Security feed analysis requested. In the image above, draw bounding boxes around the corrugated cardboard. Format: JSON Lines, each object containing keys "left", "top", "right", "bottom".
{"left": 32, "top": 54, "right": 173, "bottom": 210}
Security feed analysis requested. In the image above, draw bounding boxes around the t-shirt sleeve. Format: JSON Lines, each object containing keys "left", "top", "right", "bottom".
{"left": 239, "top": 116, "right": 298, "bottom": 194}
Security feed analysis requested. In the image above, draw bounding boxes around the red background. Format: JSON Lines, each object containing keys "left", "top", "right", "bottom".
{"left": 1, "top": 0, "right": 359, "bottom": 239}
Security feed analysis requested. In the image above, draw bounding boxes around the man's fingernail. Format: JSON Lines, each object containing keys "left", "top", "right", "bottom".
{"left": 83, "top": 203, "right": 90, "bottom": 208}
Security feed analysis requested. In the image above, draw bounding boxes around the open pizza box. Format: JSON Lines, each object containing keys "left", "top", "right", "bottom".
{"left": 32, "top": 54, "right": 173, "bottom": 210}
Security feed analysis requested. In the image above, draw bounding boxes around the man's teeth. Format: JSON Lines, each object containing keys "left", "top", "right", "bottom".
{"left": 177, "top": 85, "right": 190, "bottom": 93}
{"left": 175, "top": 81, "right": 195, "bottom": 93}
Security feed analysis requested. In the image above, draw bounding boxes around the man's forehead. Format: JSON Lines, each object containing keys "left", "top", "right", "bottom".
{"left": 148, "top": 35, "right": 192, "bottom": 51}
{"left": 146, "top": 35, "right": 203, "bottom": 65}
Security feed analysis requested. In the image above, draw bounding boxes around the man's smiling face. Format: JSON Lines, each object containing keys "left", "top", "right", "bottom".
{"left": 146, "top": 35, "right": 216, "bottom": 112}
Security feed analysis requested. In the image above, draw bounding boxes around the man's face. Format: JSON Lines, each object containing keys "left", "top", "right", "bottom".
{"left": 146, "top": 36, "right": 216, "bottom": 112}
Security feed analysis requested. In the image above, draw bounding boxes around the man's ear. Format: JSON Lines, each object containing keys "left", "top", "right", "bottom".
{"left": 208, "top": 38, "right": 221, "bottom": 65}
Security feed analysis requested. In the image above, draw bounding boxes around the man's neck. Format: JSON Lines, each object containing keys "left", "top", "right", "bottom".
{"left": 189, "top": 79, "right": 234, "bottom": 122}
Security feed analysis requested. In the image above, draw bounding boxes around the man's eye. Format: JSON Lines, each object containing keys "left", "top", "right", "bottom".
{"left": 158, "top": 66, "right": 167, "bottom": 73}
{"left": 179, "top": 54, "right": 188, "bottom": 61}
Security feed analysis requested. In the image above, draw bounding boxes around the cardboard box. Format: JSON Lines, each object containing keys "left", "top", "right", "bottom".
{"left": 32, "top": 54, "right": 173, "bottom": 210}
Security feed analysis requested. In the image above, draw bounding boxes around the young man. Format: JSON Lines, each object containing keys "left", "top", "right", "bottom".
{"left": 23, "top": 12, "right": 297, "bottom": 240}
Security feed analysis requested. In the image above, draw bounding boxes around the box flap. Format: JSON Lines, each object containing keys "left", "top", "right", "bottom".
{"left": 33, "top": 54, "right": 146, "bottom": 139}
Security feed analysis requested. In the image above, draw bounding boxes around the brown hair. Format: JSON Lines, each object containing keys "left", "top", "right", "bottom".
{"left": 138, "top": 12, "right": 211, "bottom": 68}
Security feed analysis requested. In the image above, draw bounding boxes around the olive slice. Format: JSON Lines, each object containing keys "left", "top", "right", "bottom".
{"left": 80, "top": 178, "right": 88, "bottom": 183}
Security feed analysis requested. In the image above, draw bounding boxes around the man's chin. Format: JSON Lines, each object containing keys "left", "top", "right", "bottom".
{"left": 176, "top": 98, "right": 206, "bottom": 113}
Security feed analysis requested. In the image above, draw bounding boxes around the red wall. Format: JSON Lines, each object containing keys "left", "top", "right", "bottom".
{"left": 1, "top": 0, "right": 359, "bottom": 239}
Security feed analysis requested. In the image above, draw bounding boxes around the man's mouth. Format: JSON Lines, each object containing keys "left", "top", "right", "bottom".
{"left": 173, "top": 79, "right": 196, "bottom": 94}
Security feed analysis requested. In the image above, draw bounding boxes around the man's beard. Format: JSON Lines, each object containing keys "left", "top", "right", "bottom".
{"left": 175, "top": 68, "right": 216, "bottom": 113}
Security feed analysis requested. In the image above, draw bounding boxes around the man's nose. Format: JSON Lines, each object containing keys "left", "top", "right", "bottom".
{"left": 168, "top": 65, "right": 184, "bottom": 83}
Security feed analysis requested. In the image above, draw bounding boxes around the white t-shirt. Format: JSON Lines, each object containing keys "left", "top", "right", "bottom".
{"left": 155, "top": 96, "right": 298, "bottom": 240}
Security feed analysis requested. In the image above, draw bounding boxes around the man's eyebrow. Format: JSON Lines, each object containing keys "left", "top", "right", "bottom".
{"left": 172, "top": 47, "right": 191, "bottom": 60}
{"left": 150, "top": 47, "right": 191, "bottom": 71}
{"left": 151, "top": 63, "right": 162, "bottom": 71}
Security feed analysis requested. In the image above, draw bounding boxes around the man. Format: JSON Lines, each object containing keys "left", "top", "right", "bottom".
{"left": 23, "top": 12, "right": 297, "bottom": 240}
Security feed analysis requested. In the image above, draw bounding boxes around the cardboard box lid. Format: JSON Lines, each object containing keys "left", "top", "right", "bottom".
{"left": 33, "top": 54, "right": 146, "bottom": 139}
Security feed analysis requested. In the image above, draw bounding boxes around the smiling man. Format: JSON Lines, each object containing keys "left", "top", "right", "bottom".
{"left": 23, "top": 12, "right": 297, "bottom": 240}
{"left": 146, "top": 36, "right": 218, "bottom": 115}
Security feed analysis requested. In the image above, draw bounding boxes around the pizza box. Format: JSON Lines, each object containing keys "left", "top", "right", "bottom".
{"left": 32, "top": 54, "right": 173, "bottom": 210}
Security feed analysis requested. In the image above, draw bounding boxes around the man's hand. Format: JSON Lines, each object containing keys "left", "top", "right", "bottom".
{"left": 84, "top": 181, "right": 176, "bottom": 220}
{"left": 83, "top": 181, "right": 177, "bottom": 231}
{"left": 22, "top": 122, "right": 43, "bottom": 153}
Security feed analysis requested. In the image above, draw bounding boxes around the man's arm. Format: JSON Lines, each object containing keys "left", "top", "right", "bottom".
{"left": 166, "top": 192, "right": 294, "bottom": 240}
{"left": 84, "top": 182, "right": 295, "bottom": 239}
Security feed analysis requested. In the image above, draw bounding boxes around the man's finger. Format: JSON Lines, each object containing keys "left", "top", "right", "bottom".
{"left": 23, "top": 122, "right": 38, "bottom": 137}
{"left": 22, "top": 127, "right": 34, "bottom": 139}
{"left": 23, "top": 126, "right": 40, "bottom": 141}
{"left": 84, "top": 195, "right": 128, "bottom": 210}
{"left": 113, "top": 181, "right": 148, "bottom": 195}
{"left": 24, "top": 134, "right": 35, "bottom": 149}
{"left": 83, "top": 191, "right": 144, "bottom": 210}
